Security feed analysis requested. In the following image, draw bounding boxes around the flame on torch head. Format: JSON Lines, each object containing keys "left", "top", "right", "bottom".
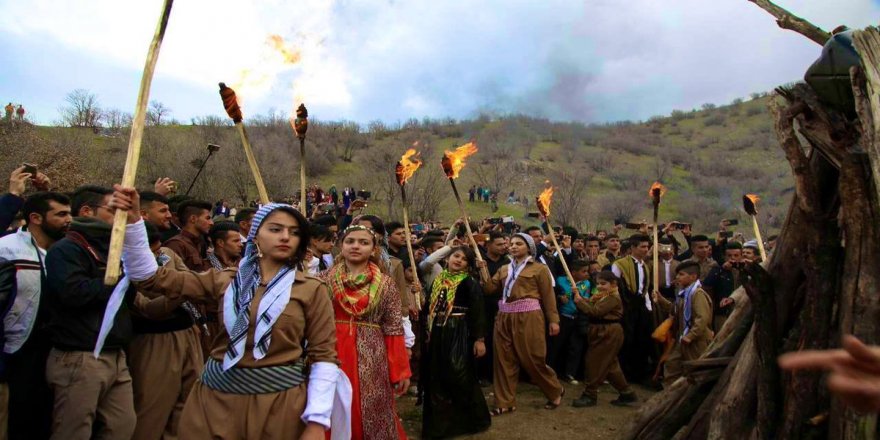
{"left": 266, "top": 34, "right": 302, "bottom": 63}
{"left": 743, "top": 194, "right": 760, "bottom": 216}
{"left": 441, "top": 142, "right": 478, "bottom": 179}
{"left": 218, "top": 83, "right": 243, "bottom": 123}
{"left": 396, "top": 148, "right": 422, "bottom": 186}
{"left": 649, "top": 182, "right": 667, "bottom": 205}
{"left": 291, "top": 103, "right": 308, "bottom": 139}
{"left": 537, "top": 187, "right": 554, "bottom": 218}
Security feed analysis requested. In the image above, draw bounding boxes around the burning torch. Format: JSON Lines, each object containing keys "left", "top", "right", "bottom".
{"left": 743, "top": 194, "right": 768, "bottom": 262}
{"left": 218, "top": 82, "right": 270, "bottom": 205}
{"left": 105, "top": 0, "right": 174, "bottom": 285}
{"left": 292, "top": 104, "right": 308, "bottom": 215}
{"left": 396, "top": 146, "right": 423, "bottom": 311}
{"left": 441, "top": 142, "right": 490, "bottom": 282}
{"left": 536, "top": 187, "right": 578, "bottom": 291}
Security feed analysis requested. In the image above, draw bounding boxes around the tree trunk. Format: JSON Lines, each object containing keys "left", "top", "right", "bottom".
{"left": 631, "top": 27, "right": 880, "bottom": 435}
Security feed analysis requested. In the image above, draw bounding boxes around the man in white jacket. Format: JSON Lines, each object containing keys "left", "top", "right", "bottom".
{"left": 0, "top": 191, "right": 71, "bottom": 439}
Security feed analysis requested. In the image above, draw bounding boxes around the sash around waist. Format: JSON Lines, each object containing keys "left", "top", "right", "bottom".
{"left": 498, "top": 298, "right": 542, "bottom": 314}
{"left": 200, "top": 357, "right": 307, "bottom": 395}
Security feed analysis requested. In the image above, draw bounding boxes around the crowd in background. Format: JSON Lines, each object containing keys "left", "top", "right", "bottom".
{"left": 0, "top": 165, "right": 778, "bottom": 440}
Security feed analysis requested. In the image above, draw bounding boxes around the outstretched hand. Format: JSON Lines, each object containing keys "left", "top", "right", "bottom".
{"left": 154, "top": 177, "right": 177, "bottom": 196}
{"left": 8, "top": 166, "right": 29, "bottom": 196}
{"left": 779, "top": 335, "right": 880, "bottom": 413}
{"left": 109, "top": 185, "right": 141, "bottom": 224}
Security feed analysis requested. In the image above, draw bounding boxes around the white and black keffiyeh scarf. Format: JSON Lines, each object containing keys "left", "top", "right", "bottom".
{"left": 222, "top": 203, "right": 298, "bottom": 371}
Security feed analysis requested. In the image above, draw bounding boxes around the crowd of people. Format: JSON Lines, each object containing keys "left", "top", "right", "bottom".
{"left": 0, "top": 164, "right": 796, "bottom": 440}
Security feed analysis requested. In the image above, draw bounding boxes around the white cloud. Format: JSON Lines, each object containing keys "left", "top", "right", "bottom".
{"left": 1, "top": 0, "right": 878, "bottom": 123}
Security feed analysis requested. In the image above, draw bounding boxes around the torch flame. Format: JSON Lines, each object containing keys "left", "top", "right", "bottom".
{"left": 266, "top": 34, "right": 302, "bottom": 64}
{"left": 441, "top": 142, "right": 478, "bottom": 179}
{"left": 649, "top": 182, "right": 667, "bottom": 201}
{"left": 396, "top": 148, "right": 423, "bottom": 186}
{"left": 537, "top": 187, "right": 554, "bottom": 218}
{"left": 743, "top": 194, "right": 760, "bottom": 216}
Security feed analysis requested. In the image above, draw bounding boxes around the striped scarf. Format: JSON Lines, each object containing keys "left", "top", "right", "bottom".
{"left": 326, "top": 262, "right": 383, "bottom": 318}
{"left": 222, "top": 203, "right": 298, "bottom": 371}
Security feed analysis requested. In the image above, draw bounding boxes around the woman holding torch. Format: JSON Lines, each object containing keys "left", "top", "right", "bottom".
{"left": 421, "top": 246, "right": 491, "bottom": 439}
{"left": 477, "top": 233, "right": 564, "bottom": 416}
{"left": 108, "top": 187, "right": 350, "bottom": 440}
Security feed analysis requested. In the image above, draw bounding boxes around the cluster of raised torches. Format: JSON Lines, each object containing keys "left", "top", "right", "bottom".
{"left": 100, "top": 0, "right": 769, "bottom": 286}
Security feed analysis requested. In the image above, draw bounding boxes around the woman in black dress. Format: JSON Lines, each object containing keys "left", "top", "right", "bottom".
{"left": 421, "top": 246, "right": 491, "bottom": 439}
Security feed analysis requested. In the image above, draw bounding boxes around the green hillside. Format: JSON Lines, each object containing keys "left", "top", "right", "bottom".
{"left": 0, "top": 93, "right": 790, "bottom": 236}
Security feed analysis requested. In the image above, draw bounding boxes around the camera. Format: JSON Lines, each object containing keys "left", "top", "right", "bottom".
{"left": 207, "top": 144, "right": 221, "bottom": 153}
{"left": 356, "top": 190, "right": 371, "bottom": 200}
{"left": 723, "top": 218, "right": 739, "bottom": 226}
{"left": 719, "top": 231, "right": 734, "bottom": 238}
{"left": 21, "top": 163, "right": 37, "bottom": 176}
{"left": 487, "top": 217, "right": 503, "bottom": 225}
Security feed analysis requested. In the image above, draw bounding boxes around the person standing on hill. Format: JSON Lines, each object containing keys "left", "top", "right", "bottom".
{"left": 15, "top": 105, "right": 24, "bottom": 123}
{"left": 4, "top": 103, "right": 13, "bottom": 124}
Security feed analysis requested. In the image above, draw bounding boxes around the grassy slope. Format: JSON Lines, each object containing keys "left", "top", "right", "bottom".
{"left": 17, "top": 96, "right": 789, "bottom": 233}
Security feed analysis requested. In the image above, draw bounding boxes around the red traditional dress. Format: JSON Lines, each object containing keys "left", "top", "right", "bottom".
{"left": 323, "top": 262, "right": 411, "bottom": 440}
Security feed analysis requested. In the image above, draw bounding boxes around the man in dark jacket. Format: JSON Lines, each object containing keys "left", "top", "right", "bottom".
{"left": 44, "top": 185, "right": 136, "bottom": 439}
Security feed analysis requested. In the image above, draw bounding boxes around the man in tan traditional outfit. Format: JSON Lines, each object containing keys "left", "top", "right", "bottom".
{"left": 128, "top": 222, "right": 203, "bottom": 440}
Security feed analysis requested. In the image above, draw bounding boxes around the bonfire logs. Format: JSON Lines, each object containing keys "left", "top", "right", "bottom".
{"left": 624, "top": 9, "right": 880, "bottom": 439}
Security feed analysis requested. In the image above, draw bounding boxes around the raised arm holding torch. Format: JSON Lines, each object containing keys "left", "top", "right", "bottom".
{"left": 744, "top": 194, "right": 768, "bottom": 261}
{"left": 219, "top": 82, "right": 269, "bottom": 205}
{"left": 441, "top": 142, "right": 490, "bottom": 282}
{"left": 396, "top": 146, "right": 424, "bottom": 310}
{"left": 104, "top": 0, "right": 174, "bottom": 285}
{"left": 536, "top": 186, "right": 578, "bottom": 290}
{"left": 292, "top": 104, "right": 308, "bottom": 215}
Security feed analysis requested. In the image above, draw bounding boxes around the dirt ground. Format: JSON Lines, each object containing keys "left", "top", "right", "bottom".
{"left": 397, "top": 381, "right": 655, "bottom": 439}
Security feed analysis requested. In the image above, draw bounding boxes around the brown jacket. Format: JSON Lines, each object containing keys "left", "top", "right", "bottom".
{"left": 133, "top": 247, "right": 189, "bottom": 320}
{"left": 576, "top": 290, "right": 623, "bottom": 321}
{"left": 164, "top": 229, "right": 211, "bottom": 272}
{"left": 484, "top": 259, "right": 559, "bottom": 324}
{"left": 389, "top": 256, "right": 412, "bottom": 313}
{"left": 657, "top": 285, "right": 713, "bottom": 359}
{"left": 136, "top": 267, "right": 337, "bottom": 368}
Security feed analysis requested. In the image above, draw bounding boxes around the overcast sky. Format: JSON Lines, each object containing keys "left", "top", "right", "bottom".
{"left": 1, "top": 0, "right": 878, "bottom": 126}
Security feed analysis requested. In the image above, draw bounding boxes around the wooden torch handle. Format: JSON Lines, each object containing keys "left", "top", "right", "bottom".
{"left": 300, "top": 140, "right": 307, "bottom": 215}
{"left": 751, "top": 215, "right": 768, "bottom": 262}
{"left": 104, "top": 0, "right": 175, "bottom": 285}
{"left": 400, "top": 202, "right": 422, "bottom": 311}
{"left": 236, "top": 123, "right": 270, "bottom": 205}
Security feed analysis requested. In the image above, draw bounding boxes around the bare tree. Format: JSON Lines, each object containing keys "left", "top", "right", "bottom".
{"left": 59, "top": 89, "right": 103, "bottom": 128}
{"left": 103, "top": 109, "right": 131, "bottom": 135}
{"left": 550, "top": 170, "right": 594, "bottom": 231}
{"left": 600, "top": 191, "right": 642, "bottom": 225}
{"left": 147, "top": 100, "right": 171, "bottom": 126}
